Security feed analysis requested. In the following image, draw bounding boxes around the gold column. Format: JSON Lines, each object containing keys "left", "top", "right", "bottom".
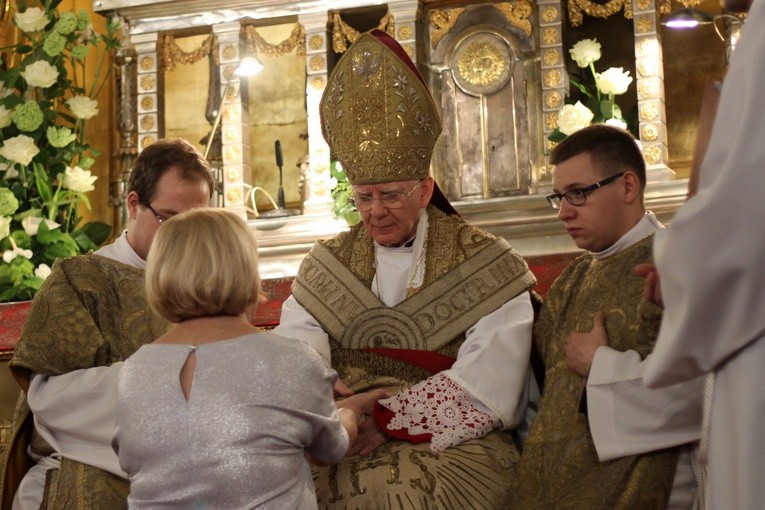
{"left": 133, "top": 32, "right": 162, "bottom": 154}
{"left": 389, "top": 0, "right": 416, "bottom": 62}
{"left": 538, "top": 0, "right": 565, "bottom": 176}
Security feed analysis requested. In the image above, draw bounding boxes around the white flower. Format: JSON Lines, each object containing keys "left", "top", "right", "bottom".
{"left": 569, "top": 38, "right": 601, "bottom": 68}
{"left": 0, "top": 216, "right": 10, "bottom": 240}
{"left": 2, "top": 246, "right": 33, "bottom": 263}
{"left": 34, "top": 263, "right": 52, "bottom": 280}
{"left": 605, "top": 118, "right": 628, "bottom": 131}
{"left": 21, "top": 216, "right": 61, "bottom": 236}
{"left": 596, "top": 67, "right": 633, "bottom": 96}
{"left": 329, "top": 176, "right": 339, "bottom": 189}
{"left": 2, "top": 163, "right": 18, "bottom": 180}
{"left": 0, "top": 105, "right": 13, "bottom": 129}
{"left": 61, "top": 165, "right": 97, "bottom": 192}
{"left": 0, "top": 84, "right": 12, "bottom": 98}
{"left": 557, "top": 101, "right": 594, "bottom": 135}
{"left": 21, "top": 60, "right": 59, "bottom": 88}
{"left": 0, "top": 135, "right": 40, "bottom": 166}
{"left": 14, "top": 7, "right": 49, "bottom": 33}
{"left": 66, "top": 95, "right": 99, "bottom": 120}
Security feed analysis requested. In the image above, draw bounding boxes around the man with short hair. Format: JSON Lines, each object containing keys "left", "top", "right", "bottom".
{"left": 1, "top": 138, "right": 213, "bottom": 509}
{"left": 275, "top": 29, "right": 537, "bottom": 508}
{"left": 509, "top": 124, "right": 680, "bottom": 509}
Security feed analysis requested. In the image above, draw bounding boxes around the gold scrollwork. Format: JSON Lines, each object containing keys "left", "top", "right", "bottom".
{"left": 636, "top": 0, "right": 652, "bottom": 10}
{"left": 162, "top": 34, "right": 214, "bottom": 72}
{"left": 545, "top": 91, "right": 562, "bottom": 109}
{"left": 428, "top": 8, "right": 465, "bottom": 49}
{"left": 245, "top": 23, "right": 306, "bottom": 58}
{"left": 494, "top": 1, "right": 532, "bottom": 37}
{"left": 332, "top": 12, "right": 395, "bottom": 54}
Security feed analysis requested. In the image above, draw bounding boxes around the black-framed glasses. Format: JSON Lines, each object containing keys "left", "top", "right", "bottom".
{"left": 143, "top": 202, "right": 169, "bottom": 224}
{"left": 546, "top": 172, "right": 626, "bottom": 210}
{"left": 351, "top": 181, "right": 421, "bottom": 212}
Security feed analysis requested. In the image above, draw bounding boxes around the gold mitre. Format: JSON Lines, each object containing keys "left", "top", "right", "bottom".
{"left": 320, "top": 30, "right": 442, "bottom": 185}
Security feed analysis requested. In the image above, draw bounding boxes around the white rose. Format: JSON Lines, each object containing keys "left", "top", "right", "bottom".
{"left": 569, "top": 39, "right": 601, "bottom": 68}
{"left": 14, "top": 7, "right": 49, "bottom": 33}
{"left": 605, "top": 118, "right": 628, "bottom": 131}
{"left": 62, "top": 165, "right": 97, "bottom": 192}
{"left": 0, "top": 105, "right": 13, "bottom": 129}
{"left": 557, "top": 101, "right": 594, "bottom": 136}
{"left": 21, "top": 60, "right": 59, "bottom": 88}
{"left": 34, "top": 263, "right": 52, "bottom": 280}
{"left": 21, "top": 216, "right": 61, "bottom": 236}
{"left": 0, "top": 216, "right": 10, "bottom": 240}
{"left": 66, "top": 96, "right": 99, "bottom": 120}
{"left": 0, "top": 135, "right": 40, "bottom": 166}
{"left": 596, "top": 67, "right": 633, "bottom": 95}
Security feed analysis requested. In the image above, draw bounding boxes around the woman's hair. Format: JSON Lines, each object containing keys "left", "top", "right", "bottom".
{"left": 145, "top": 208, "right": 261, "bottom": 323}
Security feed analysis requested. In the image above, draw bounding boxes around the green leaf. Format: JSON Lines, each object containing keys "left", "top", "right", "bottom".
{"left": 33, "top": 163, "right": 54, "bottom": 203}
{"left": 44, "top": 240, "right": 78, "bottom": 260}
{"left": 36, "top": 220, "right": 61, "bottom": 244}
{"left": 75, "top": 221, "right": 112, "bottom": 247}
{"left": 547, "top": 129, "right": 566, "bottom": 143}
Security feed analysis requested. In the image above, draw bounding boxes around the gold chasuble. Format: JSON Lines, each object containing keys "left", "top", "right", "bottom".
{"left": 1, "top": 254, "right": 169, "bottom": 510}
{"left": 509, "top": 236, "right": 678, "bottom": 509}
{"left": 291, "top": 205, "right": 536, "bottom": 509}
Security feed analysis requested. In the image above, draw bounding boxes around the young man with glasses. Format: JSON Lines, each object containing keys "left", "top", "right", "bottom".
{"left": 2, "top": 138, "right": 213, "bottom": 509}
{"left": 510, "top": 124, "right": 685, "bottom": 508}
{"left": 275, "top": 30, "right": 538, "bottom": 508}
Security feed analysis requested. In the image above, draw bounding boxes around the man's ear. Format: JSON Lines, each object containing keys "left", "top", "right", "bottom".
{"left": 622, "top": 171, "right": 642, "bottom": 204}
{"left": 126, "top": 191, "right": 140, "bottom": 221}
{"left": 419, "top": 176, "right": 435, "bottom": 208}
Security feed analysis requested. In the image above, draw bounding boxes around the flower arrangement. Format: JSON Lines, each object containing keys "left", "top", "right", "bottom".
{"left": 0, "top": 1, "right": 122, "bottom": 302}
{"left": 549, "top": 38, "right": 635, "bottom": 142}
{"left": 329, "top": 160, "right": 361, "bottom": 226}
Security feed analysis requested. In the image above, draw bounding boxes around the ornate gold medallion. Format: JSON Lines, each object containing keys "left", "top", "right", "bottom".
{"left": 451, "top": 33, "right": 512, "bottom": 96}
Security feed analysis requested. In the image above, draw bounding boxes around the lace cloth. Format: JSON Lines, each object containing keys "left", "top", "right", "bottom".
{"left": 379, "top": 373, "right": 494, "bottom": 452}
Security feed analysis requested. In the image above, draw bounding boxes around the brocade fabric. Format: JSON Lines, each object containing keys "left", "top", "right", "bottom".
{"left": 509, "top": 236, "right": 678, "bottom": 509}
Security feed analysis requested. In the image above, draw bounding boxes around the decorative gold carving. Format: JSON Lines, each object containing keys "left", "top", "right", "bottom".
{"left": 140, "top": 95, "right": 155, "bottom": 112}
{"left": 545, "top": 112, "right": 559, "bottom": 131}
{"left": 638, "top": 80, "right": 658, "bottom": 99}
{"left": 224, "top": 145, "right": 242, "bottom": 164}
{"left": 545, "top": 91, "right": 562, "bottom": 109}
{"left": 311, "top": 76, "right": 324, "bottom": 90}
{"left": 139, "top": 55, "right": 155, "bottom": 71}
{"left": 543, "top": 48, "right": 560, "bottom": 66}
{"left": 566, "top": 0, "right": 673, "bottom": 26}
{"left": 398, "top": 23, "right": 414, "bottom": 40}
{"left": 245, "top": 24, "right": 306, "bottom": 58}
{"left": 635, "top": 15, "right": 654, "bottom": 34}
{"left": 636, "top": 0, "right": 652, "bottom": 10}
{"left": 452, "top": 33, "right": 512, "bottom": 96}
{"left": 404, "top": 45, "right": 414, "bottom": 59}
{"left": 309, "top": 55, "right": 325, "bottom": 72}
{"left": 226, "top": 186, "right": 243, "bottom": 205}
{"left": 139, "top": 75, "right": 155, "bottom": 92}
{"left": 542, "top": 27, "right": 559, "bottom": 45}
{"left": 428, "top": 8, "right": 465, "bottom": 49}
{"left": 309, "top": 34, "right": 324, "bottom": 51}
{"left": 332, "top": 12, "right": 395, "bottom": 53}
{"left": 139, "top": 115, "right": 155, "bottom": 131}
{"left": 636, "top": 38, "right": 659, "bottom": 57}
{"left": 641, "top": 124, "right": 659, "bottom": 141}
{"left": 637, "top": 60, "right": 658, "bottom": 77}
{"left": 543, "top": 69, "right": 562, "bottom": 88}
{"left": 493, "top": 1, "right": 532, "bottom": 37}
{"left": 541, "top": 5, "right": 560, "bottom": 23}
{"left": 640, "top": 103, "right": 659, "bottom": 121}
{"left": 642, "top": 145, "right": 662, "bottom": 164}
{"left": 222, "top": 44, "right": 237, "bottom": 60}
{"left": 162, "top": 34, "right": 214, "bottom": 72}
{"left": 140, "top": 135, "right": 156, "bottom": 149}
{"left": 226, "top": 168, "right": 241, "bottom": 183}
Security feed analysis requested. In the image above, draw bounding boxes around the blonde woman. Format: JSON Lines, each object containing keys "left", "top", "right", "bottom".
{"left": 113, "top": 208, "right": 385, "bottom": 509}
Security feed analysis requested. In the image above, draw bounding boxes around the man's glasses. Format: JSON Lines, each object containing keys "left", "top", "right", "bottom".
{"left": 143, "top": 202, "right": 169, "bottom": 224}
{"left": 351, "top": 181, "right": 421, "bottom": 212}
{"left": 546, "top": 172, "right": 626, "bottom": 210}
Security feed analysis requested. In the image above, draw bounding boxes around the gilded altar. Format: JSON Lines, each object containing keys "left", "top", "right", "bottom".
{"left": 92, "top": 0, "right": 729, "bottom": 277}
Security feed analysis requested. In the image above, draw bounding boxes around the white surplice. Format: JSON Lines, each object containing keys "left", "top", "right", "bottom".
{"left": 275, "top": 210, "right": 536, "bottom": 437}
{"left": 644, "top": 2, "right": 765, "bottom": 508}
{"left": 13, "top": 232, "right": 138, "bottom": 510}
